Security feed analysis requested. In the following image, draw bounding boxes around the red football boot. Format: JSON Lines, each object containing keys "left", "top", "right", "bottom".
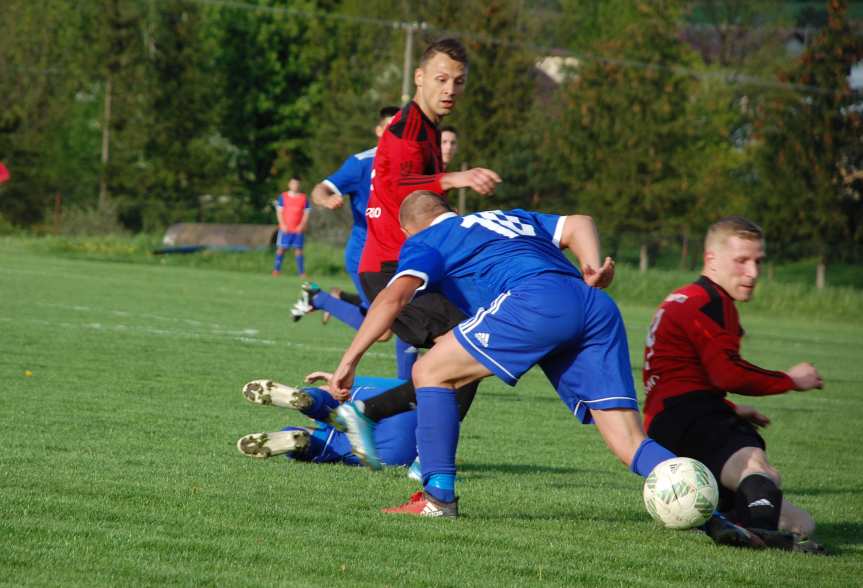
{"left": 382, "top": 491, "right": 458, "bottom": 518}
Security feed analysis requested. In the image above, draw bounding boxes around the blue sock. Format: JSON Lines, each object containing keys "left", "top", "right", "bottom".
{"left": 311, "top": 292, "right": 364, "bottom": 330}
{"left": 416, "top": 386, "right": 459, "bottom": 503}
{"left": 274, "top": 252, "right": 284, "bottom": 272}
{"left": 395, "top": 337, "right": 418, "bottom": 380}
{"left": 299, "top": 387, "right": 340, "bottom": 421}
{"left": 295, "top": 254, "right": 305, "bottom": 275}
{"left": 427, "top": 474, "right": 455, "bottom": 503}
{"left": 629, "top": 438, "right": 677, "bottom": 477}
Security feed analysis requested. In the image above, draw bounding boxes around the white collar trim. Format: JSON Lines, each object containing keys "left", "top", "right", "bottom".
{"left": 431, "top": 212, "right": 458, "bottom": 226}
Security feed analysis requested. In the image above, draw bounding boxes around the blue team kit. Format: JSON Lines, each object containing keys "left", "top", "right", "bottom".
{"left": 276, "top": 230, "right": 304, "bottom": 249}
{"left": 281, "top": 376, "right": 417, "bottom": 466}
{"left": 393, "top": 209, "right": 638, "bottom": 423}
{"left": 323, "top": 147, "right": 376, "bottom": 302}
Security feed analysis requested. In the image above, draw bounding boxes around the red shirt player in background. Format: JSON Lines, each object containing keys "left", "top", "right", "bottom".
{"left": 643, "top": 216, "right": 826, "bottom": 554}
{"left": 272, "top": 177, "right": 310, "bottom": 278}
{"left": 334, "top": 39, "right": 501, "bottom": 470}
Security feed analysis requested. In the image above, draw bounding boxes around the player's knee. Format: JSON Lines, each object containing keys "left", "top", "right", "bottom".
{"left": 412, "top": 356, "right": 449, "bottom": 388}
{"left": 411, "top": 358, "right": 433, "bottom": 387}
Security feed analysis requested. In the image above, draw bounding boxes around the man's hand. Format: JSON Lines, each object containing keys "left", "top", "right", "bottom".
{"left": 329, "top": 362, "right": 357, "bottom": 402}
{"left": 321, "top": 194, "right": 344, "bottom": 210}
{"left": 441, "top": 167, "right": 501, "bottom": 195}
{"left": 734, "top": 404, "right": 771, "bottom": 428}
{"left": 582, "top": 257, "right": 615, "bottom": 289}
{"left": 786, "top": 362, "right": 823, "bottom": 391}
{"left": 304, "top": 371, "right": 333, "bottom": 385}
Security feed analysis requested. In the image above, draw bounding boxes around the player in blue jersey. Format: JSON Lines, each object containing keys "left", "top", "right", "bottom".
{"left": 309, "top": 106, "right": 401, "bottom": 305}
{"left": 324, "top": 192, "right": 765, "bottom": 545}
{"left": 294, "top": 106, "right": 416, "bottom": 379}
{"left": 236, "top": 374, "right": 416, "bottom": 467}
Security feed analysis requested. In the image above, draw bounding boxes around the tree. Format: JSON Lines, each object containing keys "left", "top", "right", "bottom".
{"left": 128, "top": 1, "right": 241, "bottom": 231}
{"left": 752, "top": 0, "right": 863, "bottom": 287}
{"left": 0, "top": 0, "right": 100, "bottom": 226}
{"left": 212, "top": 0, "right": 341, "bottom": 220}
{"left": 414, "top": 0, "right": 548, "bottom": 211}
{"left": 552, "top": 0, "right": 698, "bottom": 271}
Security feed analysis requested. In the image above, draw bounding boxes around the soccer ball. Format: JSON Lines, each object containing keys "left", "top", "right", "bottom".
{"left": 643, "top": 457, "right": 719, "bottom": 529}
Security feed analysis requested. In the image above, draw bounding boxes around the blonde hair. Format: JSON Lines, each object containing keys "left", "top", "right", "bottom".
{"left": 399, "top": 190, "right": 452, "bottom": 229}
{"left": 704, "top": 216, "right": 764, "bottom": 251}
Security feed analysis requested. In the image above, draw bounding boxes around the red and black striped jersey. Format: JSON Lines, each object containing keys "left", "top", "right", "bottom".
{"left": 360, "top": 101, "right": 445, "bottom": 272}
{"left": 642, "top": 276, "right": 794, "bottom": 430}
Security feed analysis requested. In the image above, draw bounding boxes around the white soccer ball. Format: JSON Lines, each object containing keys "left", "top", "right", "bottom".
{"left": 643, "top": 457, "right": 719, "bottom": 529}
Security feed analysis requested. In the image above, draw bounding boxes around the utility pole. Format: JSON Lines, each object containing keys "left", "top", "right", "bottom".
{"left": 400, "top": 21, "right": 426, "bottom": 104}
{"left": 457, "top": 162, "right": 468, "bottom": 214}
{"left": 401, "top": 22, "right": 416, "bottom": 104}
{"left": 99, "top": 74, "right": 112, "bottom": 211}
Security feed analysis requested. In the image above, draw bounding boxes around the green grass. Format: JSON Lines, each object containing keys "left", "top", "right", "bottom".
{"left": 1, "top": 245, "right": 862, "bottom": 586}
{"left": 3, "top": 234, "right": 863, "bottom": 324}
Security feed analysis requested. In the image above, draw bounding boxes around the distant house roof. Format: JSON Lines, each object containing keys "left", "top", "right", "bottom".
{"left": 535, "top": 56, "right": 580, "bottom": 84}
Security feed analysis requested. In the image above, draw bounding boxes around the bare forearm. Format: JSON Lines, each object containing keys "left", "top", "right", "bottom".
{"left": 340, "top": 289, "right": 409, "bottom": 368}
{"left": 311, "top": 182, "right": 337, "bottom": 207}
{"left": 562, "top": 215, "right": 601, "bottom": 269}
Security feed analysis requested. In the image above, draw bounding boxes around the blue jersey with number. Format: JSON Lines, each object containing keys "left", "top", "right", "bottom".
{"left": 323, "top": 147, "right": 376, "bottom": 274}
{"left": 393, "top": 209, "right": 582, "bottom": 315}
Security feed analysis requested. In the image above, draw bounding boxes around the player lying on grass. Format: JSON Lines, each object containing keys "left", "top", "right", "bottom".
{"left": 642, "top": 216, "right": 826, "bottom": 554}
{"left": 323, "top": 192, "right": 762, "bottom": 545}
{"left": 236, "top": 375, "right": 416, "bottom": 468}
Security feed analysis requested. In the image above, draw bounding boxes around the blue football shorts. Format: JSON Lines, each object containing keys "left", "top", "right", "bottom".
{"left": 453, "top": 272, "right": 638, "bottom": 424}
{"left": 276, "top": 230, "right": 304, "bottom": 249}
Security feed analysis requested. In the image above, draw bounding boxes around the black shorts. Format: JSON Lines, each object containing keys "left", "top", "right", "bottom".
{"left": 360, "top": 262, "right": 466, "bottom": 349}
{"left": 647, "top": 391, "right": 766, "bottom": 512}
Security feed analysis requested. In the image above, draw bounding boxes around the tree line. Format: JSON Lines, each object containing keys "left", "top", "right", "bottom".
{"left": 1, "top": 0, "right": 861, "bottom": 285}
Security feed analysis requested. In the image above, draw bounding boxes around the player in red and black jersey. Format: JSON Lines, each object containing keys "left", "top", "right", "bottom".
{"left": 340, "top": 39, "right": 501, "bottom": 444}
{"left": 643, "top": 216, "right": 826, "bottom": 553}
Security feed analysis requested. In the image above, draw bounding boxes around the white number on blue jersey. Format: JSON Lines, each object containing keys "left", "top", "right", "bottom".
{"left": 460, "top": 211, "right": 536, "bottom": 239}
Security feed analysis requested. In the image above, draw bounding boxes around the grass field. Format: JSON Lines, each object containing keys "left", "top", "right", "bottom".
{"left": 2, "top": 245, "right": 862, "bottom": 586}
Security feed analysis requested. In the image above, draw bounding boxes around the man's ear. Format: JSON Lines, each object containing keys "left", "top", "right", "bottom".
{"left": 414, "top": 67, "right": 423, "bottom": 88}
{"left": 400, "top": 226, "right": 410, "bottom": 237}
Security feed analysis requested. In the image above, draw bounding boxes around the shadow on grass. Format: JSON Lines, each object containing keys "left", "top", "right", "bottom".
{"left": 811, "top": 521, "right": 863, "bottom": 555}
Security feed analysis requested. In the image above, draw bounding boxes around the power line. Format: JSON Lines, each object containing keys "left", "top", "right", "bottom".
{"left": 171, "top": 0, "right": 847, "bottom": 96}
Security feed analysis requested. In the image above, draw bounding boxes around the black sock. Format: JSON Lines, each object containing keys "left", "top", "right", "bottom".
{"left": 362, "top": 382, "right": 416, "bottom": 422}
{"left": 361, "top": 380, "right": 480, "bottom": 422}
{"left": 455, "top": 380, "right": 479, "bottom": 421}
{"left": 340, "top": 291, "right": 363, "bottom": 306}
{"left": 735, "top": 473, "right": 783, "bottom": 530}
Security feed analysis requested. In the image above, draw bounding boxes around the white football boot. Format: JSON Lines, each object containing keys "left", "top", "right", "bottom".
{"left": 242, "top": 380, "right": 313, "bottom": 411}
{"left": 236, "top": 429, "right": 311, "bottom": 459}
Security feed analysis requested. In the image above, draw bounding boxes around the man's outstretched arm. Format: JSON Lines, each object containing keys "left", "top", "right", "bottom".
{"left": 311, "top": 181, "right": 344, "bottom": 210}
{"left": 330, "top": 276, "right": 422, "bottom": 398}
{"left": 557, "top": 214, "right": 614, "bottom": 288}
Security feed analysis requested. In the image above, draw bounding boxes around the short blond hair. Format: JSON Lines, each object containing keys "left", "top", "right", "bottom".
{"left": 399, "top": 190, "right": 452, "bottom": 229}
{"left": 704, "top": 216, "right": 764, "bottom": 251}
